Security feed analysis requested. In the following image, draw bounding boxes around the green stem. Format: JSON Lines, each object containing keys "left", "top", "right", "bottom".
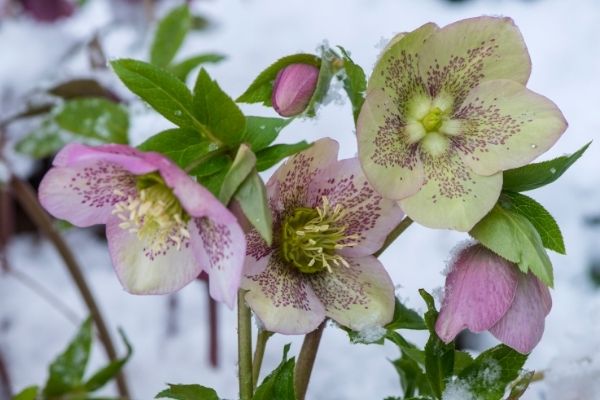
{"left": 238, "top": 289, "right": 253, "bottom": 400}
{"left": 294, "top": 321, "right": 326, "bottom": 400}
{"left": 374, "top": 217, "right": 413, "bottom": 258}
{"left": 252, "top": 330, "right": 273, "bottom": 389}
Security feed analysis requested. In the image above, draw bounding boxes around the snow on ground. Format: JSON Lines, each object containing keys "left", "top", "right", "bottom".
{"left": 1, "top": 0, "right": 600, "bottom": 399}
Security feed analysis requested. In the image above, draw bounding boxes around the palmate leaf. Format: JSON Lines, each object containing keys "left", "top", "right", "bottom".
{"left": 242, "top": 116, "right": 292, "bottom": 152}
{"left": 255, "top": 141, "right": 312, "bottom": 171}
{"left": 169, "top": 53, "right": 226, "bottom": 81}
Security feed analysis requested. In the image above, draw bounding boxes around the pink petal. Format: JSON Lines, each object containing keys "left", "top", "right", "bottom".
{"left": 52, "top": 143, "right": 157, "bottom": 174}
{"left": 435, "top": 244, "right": 519, "bottom": 343}
{"left": 489, "top": 273, "right": 552, "bottom": 354}
{"left": 105, "top": 216, "right": 202, "bottom": 294}
{"left": 308, "top": 157, "right": 404, "bottom": 257}
{"left": 189, "top": 217, "right": 246, "bottom": 309}
{"left": 242, "top": 254, "right": 326, "bottom": 334}
{"left": 244, "top": 228, "right": 274, "bottom": 276}
{"left": 308, "top": 256, "right": 395, "bottom": 331}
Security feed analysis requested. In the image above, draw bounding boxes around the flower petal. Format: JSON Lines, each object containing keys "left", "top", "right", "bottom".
{"left": 244, "top": 228, "right": 274, "bottom": 276}
{"left": 189, "top": 216, "right": 246, "bottom": 309}
{"left": 52, "top": 143, "right": 157, "bottom": 174}
{"left": 268, "top": 138, "right": 339, "bottom": 212}
{"left": 455, "top": 80, "right": 568, "bottom": 176}
{"left": 308, "top": 256, "right": 395, "bottom": 331}
{"left": 418, "top": 17, "right": 531, "bottom": 105}
{"left": 242, "top": 253, "right": 326, "bottom": 334}
{"left": 400, "top": 150, "right": 502, "bottom": 231}
{"left": 357, "top": 89, "right": 426, "bottom": 200}
{"left": 435, "top": 244, "right": 519, "bottom": 343}
{"left": 308, "top": 158, "right": 404, "bottom": 257}
{"left": 106, "top": 216, "right": 201, "bottom": 294}
{"left": 489, "top": 273, "right": 552, "bottom": 354}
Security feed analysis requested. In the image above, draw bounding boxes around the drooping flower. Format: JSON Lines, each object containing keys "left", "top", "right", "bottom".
{"left": 271, "top": 63, "right": 320, "bottom": 117}
{"left": 357, "top": 17, "right": 567, "bottom": 231}
{"left": 38, "top": 143, "right": 245, "bottom": 307}
{"left": 242, "top": 138, "right": 404, "bottom": 334}
{"left": 435, "top": 243, "right": 552, "bottom": 354}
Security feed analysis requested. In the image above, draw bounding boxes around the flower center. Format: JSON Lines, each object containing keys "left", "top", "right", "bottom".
{"left": 112, "top": 173, "right": 190, "bottom": 253}
{"left": 280, "top": 197, "right": 358, "bottom": 274}
{"left": 421, "top": 107, "right": 443, "bottom": 132}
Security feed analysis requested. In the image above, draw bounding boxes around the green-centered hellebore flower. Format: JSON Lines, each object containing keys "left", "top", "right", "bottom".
{"left": 242, "top": 138, "right": 404, "bottom": 334}
{"left": 357, "top": 17, "right": 567, "bottom": 231}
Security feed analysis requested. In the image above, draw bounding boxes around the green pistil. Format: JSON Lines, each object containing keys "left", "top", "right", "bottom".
{"left": 421, "top": 107, "right": 443, "bottom": 132}
{"left": 281, "top": 198, "right": 357, "bottom": 274}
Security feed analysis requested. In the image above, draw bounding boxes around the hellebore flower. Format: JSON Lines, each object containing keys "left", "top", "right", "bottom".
{"left": 272, "top": 63, "right": 319, "bottom": 117}
{"left": 435, "top": 243, "right": 552, "bottom": 354}
{"left": 242, "top": 138, "right": 404, "bottom": 334}
{"left": 20, "top": 0, "right": 75, "bottom": 22}
{"left": 38, "top": 143, "right": 245, "bottom": 307}
{"left": 357, "top": 17, "right": 567, "bottom": 231}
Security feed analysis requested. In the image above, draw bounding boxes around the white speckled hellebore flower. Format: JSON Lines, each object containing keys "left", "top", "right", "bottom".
{"left": 435, "top": 244, "right": 552, "bottom": 354}
{"left": 358, "top": 17, "right": 567, "bottom": 231}
{"left": 38, "top": 143, "right": 245, "bottom": 307}
{"left": 242, "top": 138, "right": 405, "bottom": 334}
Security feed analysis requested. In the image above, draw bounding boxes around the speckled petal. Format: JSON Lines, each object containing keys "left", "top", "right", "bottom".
{"left": 52, "top": 143, "right": 158, "bottom": 173}
{"left": 242, "top": 254, "right": 326, "bottom": 334}
{"left": 189, "top": 216, "right": 246, "bottom": 309}
{"left": 454, "top": 80, "right": 568, "bottom": 176}
{"left": 419, "top": 17, "right": 531, "bottom": 106}
{"left": 308, "top": 158, "right": 404, "bottom": 257}
{"left": 268, "top": 138, "right": 339, "bottom": 212}
{"left": 308, "top": 256, "right": 395, "bottom": 331}
{"left": 106, "top": 216, "right": 201, "bottom": 294}
{"left": 244, "top": 228, "right": 274, "bottom": 276}
{"left": 435, "top": 244, "right": 519, "bottom": 343}
{"left": 489, "top": 273, "right": 552, "bottom": 354}
{"left": 399, "top": 150, "right": 502, "bottom": 231}
{"left": 357, "top": 89, "right": 426, "bottom": 200}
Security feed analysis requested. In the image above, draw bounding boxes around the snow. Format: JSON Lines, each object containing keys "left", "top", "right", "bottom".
{"left": 442, "top": 379, "right": 475, "bottom": 400}
{"left": 2, "top": 0, "right": 600, "bottom": 399}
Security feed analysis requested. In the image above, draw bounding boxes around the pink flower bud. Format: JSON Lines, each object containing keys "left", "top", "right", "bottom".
{"left": 271, "top": 63, "right": 319, "bottom": 117}
{"left": 20, "top": 0, "right": 74, "bottom": 22}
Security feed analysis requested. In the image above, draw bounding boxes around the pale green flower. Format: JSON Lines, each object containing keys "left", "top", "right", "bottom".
{"left": 358, "top": 17, "right": 567, "bottom": 231}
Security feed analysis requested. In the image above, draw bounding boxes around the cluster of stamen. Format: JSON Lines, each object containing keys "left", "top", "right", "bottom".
{"left": 112, "top": 174, "right": 190, "bottom": 253}
{"left": 281, "top": 197, "right": 359, "bottom": 274}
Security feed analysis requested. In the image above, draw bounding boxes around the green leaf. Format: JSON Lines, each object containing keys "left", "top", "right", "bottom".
{"left": 55, "top": 98, "right": 129, "bottom": 144}
{"left": 453, "top": 351, "right": 474, "bottom": 375}
{"left": 15, "top": 120, "right": 65, "bottom": 159}
{"left": 155, "top": 384, "right": 218, "bottom": 400}
{"left": 386, "top": 297, "right": 427, "bottom": 331}
{"left": 506, "top": 370, "right": 535, "bottom": 400}
{"left": 419, "top": 289, "right": 454, "bottom": 399}
{"left": 150, "top": 5, "right": 191, "bottom": 68}
{"left": 452, "top": 345, "right": 528, "bottom": 400}
{"left": 337, "top": 46, "right": 366, "bottom": 123}
{"left": 470, "top": 205, "right": 554, "bottom": 287}
{"left": 391, "top": 355, "right": 430, "bottom": 398}
{"left": 44, "top": 318, "right": 93, "bottom": 396}
{"left": 237, "top": 53, "right": 321, "bottom": 105}
{"left": 193, "top": 69, "right": 246, "bottom": 146}
{"left": 138, "top": 128, "right": 207, "bottom": 165}
{"left": 500, "top": 192, "right": 565, "bottom": 254}
{"left": 84, "top": 328, "right": 133, "bottom": 392}
{"left": 242, "top": 116, "right": 292, "bottom": 152}
{"left": 12, "top": 386, "right": 39, "bottom": 400}
{"left": 255, "top": 141, "right": 312, "bottom": 171}
{"left": 219, "top": 144, "right": 256, "bottom": 204}
{"left": 169, "top": 53, "right": 226, "bottom": 81}
{"left": 254, "top": 343, "right": 296, "bottom": 400}
{"left": 304, "top": 47, "right": 338, "bottom": 117}
{"left": 234, "top": 170, "right": 273, "bottom": 245}
{"left": 385, "top": 331, "right": 426, "bottom": 365}
{"left": 111, "top": 59, "right": 205, "bottom": 133}
{"left": 48, "top": 79, "right": 119, "bottom": 101}
{"left": 503, "top": 142, "right": 591, "bottom": 192}
{"left": 198, "top": 163, "right": 232, "bottom": 197}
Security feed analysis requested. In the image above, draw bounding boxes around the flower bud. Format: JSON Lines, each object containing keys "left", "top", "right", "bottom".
{"left": 20, "top": 0, "right": 75, "bottom": 22}
{"left": 271, "top": 63, "right": 319, "bottom": 117}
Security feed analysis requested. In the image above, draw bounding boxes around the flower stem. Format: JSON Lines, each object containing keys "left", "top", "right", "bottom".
{"left": 294, "top": 321, "right": 326, "bottom": 400}
{"left": 9, "top": 177, "right": 130, "bottom": 399}
{"left": 374, "top": 217, "right": 413, "bottom": 258}
{"left": 237, "top": 289, "right": 253, "bottom": 400}
{"left": 252, "top": 330, "right": 273, "bottom": 389}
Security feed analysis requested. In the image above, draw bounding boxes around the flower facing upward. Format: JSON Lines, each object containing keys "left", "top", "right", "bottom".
{"left": 357, "top": 17, "right": 567, "bottom": 231}
{"left": 435, "top": 243, "right": 552, "bottom": 354}
{"left": 271, "top": 63, "right": 320, "bottom": 117}
{"left": 242, "top": 138, "right": 405, "bottom": 334}
{"left": 38, "top": 143, "right": 245, "bottom": 307}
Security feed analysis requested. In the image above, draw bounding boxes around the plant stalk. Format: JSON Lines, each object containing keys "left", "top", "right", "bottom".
{"left": 294, "top": 321, "right": 326, "bottom": 400}
{"left": 252, "top": 330, "right": 273, "bottom": 389}
{"left": 237, "top": 289, "right": 253, "bottom": 400}
{"left": 9, "top": 177, "right": 130, "bottom": 399}
{"left": 374, "top": 217, "right": 413, "bottom": 258}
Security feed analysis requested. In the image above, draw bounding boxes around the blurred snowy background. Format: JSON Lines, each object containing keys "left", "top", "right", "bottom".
{"left": 1, "top": 0, "right": 599, "bottom": 399}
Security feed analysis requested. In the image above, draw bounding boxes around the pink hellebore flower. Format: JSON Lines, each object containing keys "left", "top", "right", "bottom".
{"left": 271, "top": 63, "right": 320, "bottom": 117}
{"left": 242, "top": 138, "right": 404, "bottom": 334}
{"left": 38, "top": 143, "right": 245, "bottom": 307}
{"left": 435, "top": 243, "right": 552, "bottom": 354}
